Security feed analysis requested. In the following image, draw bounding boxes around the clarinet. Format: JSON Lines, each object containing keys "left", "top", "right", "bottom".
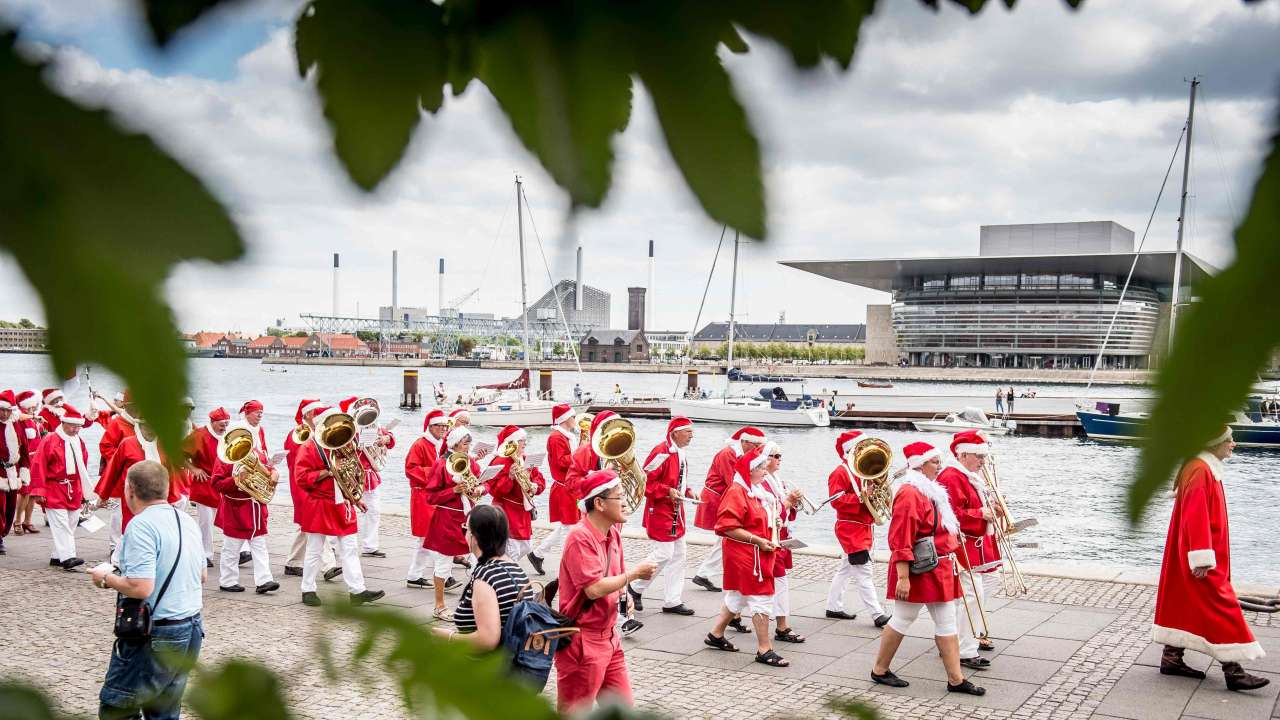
{"left": 669, "top": 456, "right": 684, "bottom": 539}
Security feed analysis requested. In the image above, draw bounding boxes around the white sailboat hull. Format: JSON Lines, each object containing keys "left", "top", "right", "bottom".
{"left": 462, "top": 401, "right": 588, "bottom": 427}
{"left": 669, "top": 398, "right": 830, "bottom": 427}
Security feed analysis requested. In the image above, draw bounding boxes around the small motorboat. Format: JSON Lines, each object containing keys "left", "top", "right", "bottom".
{"left": 858, "top": 381, "right": 893, "bottom": 389}
{"left": 913, "top": 407, "right": 1015, "bottom": 435}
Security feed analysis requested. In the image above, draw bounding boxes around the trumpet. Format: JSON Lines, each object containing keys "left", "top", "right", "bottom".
{"left": 501, "top": 441, "right": 536, "bottom": 511}
{"left": 773, "top": 473, "right": 818, "bottom": 515}
{"left": 217, "top": 426, "right": 278, "bottom": 504}
{"left": 848, "top": 437, "right": 894, "bottom": 525}
{"left": 576, "top": 413, "right": 594, "bottom": 446}
{"left": 591, "top": 415, "right": 645, "bottom": 513}
{"left": 315, "top": 411, "right": 365, "bottom": 505}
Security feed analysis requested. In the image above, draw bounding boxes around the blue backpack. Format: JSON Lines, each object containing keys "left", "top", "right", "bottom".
{"left": 497, "top": 570, "right": 579, "bottom": 690}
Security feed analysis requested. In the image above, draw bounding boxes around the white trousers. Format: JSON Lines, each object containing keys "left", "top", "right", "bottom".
{"left": 958, "top": 570, "right": 1001, "bottom": 658}
{"left": 47, "top": 508, "right": 78, "bottom": 562}
{"left": 826, "top": 556, "right": 885, "bottom": 616}
{"left": 694, "top": 540, "right": 722, "bottom": 581}
{"left": 773, "top": 575, "right": 791, "bottom": 618}
{"left": 430, "top": 551, "right": 455, "bottom": 580}
{"left": 631, "top": 538, "right": 687, "bottom": 609}
{"left": 194, "top": 502, "right": 217, "bottom": 561}
{"left": 358, "top": 485, "right": 381, "bottom": 553}
{"left": 172, "top": 495, "right": 190, "bottom": 513}
{"left": 533, "top": 523, "right": 572, "bottom": 556}
{"left": 887, "top": 600, "right": 958, "bottom": 637}
{"left": 301, "top": 533, "right": 366, "bottom": 594}
{"left": 220, "top": 535, "right": 273, "bottom": 588}
{"left": 109, "top": 505, "right": 123, "bottom": 565}
{"left": 406, "top": 539, "right": 435, "bottom": 581}
{"left": 505, "top": 538, "right": 533, "bottom": 563}
{"left": 289, "top": 527, "right": 336, "bottom": 569}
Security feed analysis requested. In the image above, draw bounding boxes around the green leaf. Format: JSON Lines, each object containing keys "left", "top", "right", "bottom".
{"left": 188, "top": 660, "right": 293, "bottom": 720}
{"left": 0, "top": 32, "right": 244, "bottom": 457}
{"left": 477, "top": 3, "right": 633, "bottom": 209}
{"left": 137, "top": 0, "right": 236, "bottom": 46}
{"left": 827, "top": 698, "right": 881, "bottom": 719}
{"left": 0, "top": 682, "right": 61, "bottom": 720}
{"left": 731, "top": 1, "right": 878, "bottom": 70}
{"left": 296, "top": 0, "right": 450, "bottom": 191}
{"left": 1132, "top": 114, "right": 1280, "bottom": 521}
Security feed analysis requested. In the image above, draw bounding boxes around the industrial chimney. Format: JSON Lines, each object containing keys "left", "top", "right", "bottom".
{"left": 627, "top": 287, "right": 646, "bottom": 331}
{"left": 332, "top": 253, "right": 340, "bottom": 316}
{"left": 647, "top": 240, "right": 654, "bottom": 331}
{"left": 575, "top": 245, "right": 584, "bottom": 312}
{"left": 437, "top": 258, "right": 445, "bottom": 316}
{"left": 391, "top": 250, "right": 399, "bottom": 328}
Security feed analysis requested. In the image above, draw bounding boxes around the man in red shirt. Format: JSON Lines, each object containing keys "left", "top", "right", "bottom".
{"left": 556, "top": 470, "right": 656, "bottom": 714}
{"left": 691, "top": 426, "right": 765, "bottom": 591}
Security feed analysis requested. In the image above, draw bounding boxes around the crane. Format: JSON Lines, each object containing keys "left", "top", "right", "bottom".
{"left": 443, "top": 287, "right": 479, "bottom": 314}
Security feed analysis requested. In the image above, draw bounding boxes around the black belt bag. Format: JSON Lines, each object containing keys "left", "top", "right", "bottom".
{"left": 114, "top": 508, "right": 184, "bottom": 640}
{"left": 908, "top": 502, "right": 940, "bottom": 575}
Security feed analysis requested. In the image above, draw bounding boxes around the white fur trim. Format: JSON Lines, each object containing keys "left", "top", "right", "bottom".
{"left": 954, "top": 442, "right": 989, "bottom": 456}
{"left": 1208, "top": 427, "right": 1233, "bottom": 447}
{"left": 749, "top": 453, "right": 769, "bottom": 471}
{"left": 1151, "top": 625, "right": 1265, "bottom": 663}
{"left": 897, "top": 471, "right": 960, "bottom": 535}
{"left": 1187, "top": 548, "right": 1217, "bottom": 570}
{"left": 841, "top": 437, "right": 861, "bottom": 456}
{"left": 553, "top": 408, "right": 576, "bottom": 425}
{"left": 302, "top": 401, "right": 327, "bottom": 417}
{"left": 907, "top": 447, "right": 941, "bottom": 469}
{"left": 446, "top": 426, "right": 471, "bottom": 448}
{"left": 0, "top": 400, "right": 12, "bottom": 411}
{"left": 501, "top": 428, "right": 527, "bottom": 447}
{"left": 426, "top": 414, "right": 450, "bottom": 427}
{"left": 1196, "top": 451, "right": 1226, "bottom": 479}
{"left": 579, "top": 477, "right": 621, "bottom": 510}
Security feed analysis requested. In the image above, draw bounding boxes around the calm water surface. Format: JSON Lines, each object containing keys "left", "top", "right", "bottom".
{"left": 4, "top": 355, "right": 1275, "bottom": 584}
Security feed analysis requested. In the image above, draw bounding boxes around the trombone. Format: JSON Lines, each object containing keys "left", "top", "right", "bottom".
{"left": 957, "top": 553, "right": 992, "bottom": 642}
{"left": 981, "top": 452, "right": 1031, "bottom": 596}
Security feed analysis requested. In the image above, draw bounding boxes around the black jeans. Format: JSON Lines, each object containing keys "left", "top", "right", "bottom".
{"left": 99, "top": 615, "right": 204, "bottom": 719}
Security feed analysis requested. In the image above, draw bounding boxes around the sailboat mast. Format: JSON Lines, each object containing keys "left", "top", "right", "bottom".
{"left": 1169, "top": 77, "right": 1198, "bottom": 353}
{"left": 725, "top": 231, "right": 739, "bottom": 399}
{"left": 516, "top": 175, "right": 532, "bottom": 399}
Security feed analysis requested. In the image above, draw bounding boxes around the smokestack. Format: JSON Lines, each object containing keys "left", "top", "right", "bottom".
{"left": 332, "top": 253, "right": 339, "bottom": 316}
{"left": 647, "top": 240, "right": 654, "bottom": 331}
{"left": 575, "top": 245, "right": 584, "bottom": 312}
{"left": 437, "top": 258, "right": 445, "bottom": 315}
{"left": 627, "top": 287, "right": 646, "bottom": 331}
{"left": 391, "top": 250, "right": 399, "bottom": 326}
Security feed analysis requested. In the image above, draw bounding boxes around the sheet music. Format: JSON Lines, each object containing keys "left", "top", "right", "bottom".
{"left": 383, "top": 418, "right": 400, "bottom": 431}
{"left": 477, "top": 465, "right": 502, "bottom": 482}
{"left": 472, "top": 440, "right": 495, "bottom": 456}
{"left": 80, "top": 515, "right": 106, "bottom": 534}
{"left": 524, "top": 451, "right": 546, "bottom": 468}
{"left": 643, "top": 453, "right": 670, "bottom": 473}
{"left": 269, "top": 451, "right": 288, "bottom": 467}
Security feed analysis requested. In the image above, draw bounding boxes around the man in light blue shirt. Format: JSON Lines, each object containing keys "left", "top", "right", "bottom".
{"left": 92, "top": 460, "right": 206, "bottom": 719}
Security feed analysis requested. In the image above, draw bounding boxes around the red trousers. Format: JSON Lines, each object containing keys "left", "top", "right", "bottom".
{"left": 556, "top": 627, "right": 632, "bottom": 713}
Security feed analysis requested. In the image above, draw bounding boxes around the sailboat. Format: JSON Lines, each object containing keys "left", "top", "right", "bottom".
{"left": 455, "top": 176, "right": 588, "bottom": 427}
{"left": 669, "top": 231, "right": 830, "bottom": 427}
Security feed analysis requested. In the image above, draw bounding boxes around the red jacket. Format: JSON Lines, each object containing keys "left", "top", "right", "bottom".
{"left": 545, "top": 428, "right": 579, "bottom": 524}
{"left": 422, "top": 455, "right": 485, "bottom": 557}
{"left": 565, "top": 443, "right": 601, "bottom": 501}
{"left": 184, "top": 427, "right": 223, "bottom": 508}
{"left": 715, "top": 481, "right": 775, "bottom": 595}
{"left": 98, "top": 415, "right": 136, "bottom": 476}
{"left": 404, "top": 436, "right": 441, "bottom": 537}
{"left": 886, "top": 481, "right": 960, "bottom": 604}
{"left": 31, "top": 430, "right": 89, "bottom": 510}
{"left": 0, "top": 418, "right": 31, "bottom": 491}
{"left": 488, "top": 454, "right": 546, "bottom": 541}
{"left": 211, "top": 449, "right": 271, "bottom": 539}
{"left": 695, "top": 444, "right": 739, "bottom": 531}
{"left": 829, "top": 464, "right": 876, "bottom": 554}
{"left": 936, "top": 466, "right": 1002, "bottom": 572}
{"left": 641, "top": 440, "right": 691, "bottom": 541}
{"left": 294, "top": 440, "right": 357, "bottom": 536}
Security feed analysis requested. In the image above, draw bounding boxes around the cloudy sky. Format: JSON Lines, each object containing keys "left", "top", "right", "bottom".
{"left": 2, "top": 0, "right": 1278, "bottom": 334}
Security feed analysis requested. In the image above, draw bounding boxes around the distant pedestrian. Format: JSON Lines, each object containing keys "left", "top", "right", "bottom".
{"left": 994, "top": 389, "right": 1004, "bottom": 414}
{"left": 1005, "top": 388, "right": 1015, "bottom": 415}
{"left": 612, "top": 384, "right": 622, "bottom": 402}
{"left": 574, "top": 383, "right": 583, "bottom": 404}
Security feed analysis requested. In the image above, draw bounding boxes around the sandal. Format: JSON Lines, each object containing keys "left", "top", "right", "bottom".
{"left": 704, "top": 633, "right": 738, "bottom": 652}
{"left": 727, "top": 618, "right": 750, "bottom": 634}
{"left": 755, "top": 650, "right": 789, "bottom": 667}
{"left": 12, "top": 525, "right": 23, "bottom": 536}
{"left": 774, "top": 628, "right": 806, "bottom": 644}
{"left": 432, "top": 607, "right": 454, "bottom": 623}
{"left": 24, "top": 523, "right": 39, "bottom": 534}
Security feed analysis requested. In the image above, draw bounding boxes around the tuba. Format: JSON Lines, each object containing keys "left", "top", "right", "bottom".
{"left": 576, "top": 413, "right": 594, "bottom": 446}
{"left": 445, "top": 451, "right": 483, "bottom": 500}
{"left": 218, "top": 427, "right": 278, "bottom": 504}
{"left": 315, "top": 411, "right": 365, "bottom": 505}
{"left": 501, "top": 441, "right": 536, "bottom": 510}
{"left": 848, "top": 437, "right": 894, "bottom": 525}
{"left": 591, "top": 416, "right": 645, "bottom": 513}
{"left": 350, "top": 397, "right": 387, "bottom": 470}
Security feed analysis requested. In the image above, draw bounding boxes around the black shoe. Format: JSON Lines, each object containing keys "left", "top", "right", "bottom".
{"left": 238, "top": 551, "right": 252, "bottom": 566}
{"left": 1159, "top": 661, "right": 1206, "bottom": 680}
{"left": 453, "top": 555, "right": 471, "bottom": 569}
{"left": 361, "top": 550, "right": 386, "bottom": 558}
{"left": 441, "top": 577, "right": 462, "bottom": 593}
{"left": 662, "top": 604, "right": 695, "bottom": 616}
{"left": 302, "top": 591, "right": 322, "bottom": 607}
{"left": 874, "top": 613, "right": 892, "bottom": 628}
{"left": 727, "top": 617, "right": 750, "bottom": 634}
{"left": 283, "top": 566, "right": 303, "bottom": 577}
{"left": 323, "top": 567, "right": 343, "bottom": 582}
{"left": 0, "top": 543, "right": 7, "bottom": 555}
{"left": 61, "top": 557, "right": 84, "bottom": 570}
{"left": 220, "top": 584, "right": 246, "bottom": 593}
{"left": 621, "top": 618, "right": 644, "bottom": 637}
{"left": 627, "top": 584, "right": 644, "bottom": 612}
{"left": 206, "top": 558, "right": 214, "bottom": 568}
{"left": 947, "top": 680, "right": 986, "bottom": 696}
{"left": 527, "top": 552, "right": 546, "bottom": 576}
{"left": 871, "top": 670, "right": 909, "bottom": 688}
{"left": 255, "top": 581, "right": 280, "bottom": 594}
{"left": 960, "top": 656, "right": 991, "bottom": 670}
{"left": 49, "top": 558, "right": 61, "bottom": 567}
{"left": 350, "top": 590, "right": 385, "bottom": 605}
{"left": 826, "top": 609, "right": 857, "bottom": 620}
{"left": 406, "top": 578, "right": 432, "bottom": 589}
{"left": 692, "top": 575, "right": 721, "bottom": 592}
{"left": 1224, "top": 663, "right": 1270, "bottom": 691}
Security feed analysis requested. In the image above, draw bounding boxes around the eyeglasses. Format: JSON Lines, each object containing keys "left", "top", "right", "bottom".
{"left": 769, "top": 454, "right": 782, "bottom": 459}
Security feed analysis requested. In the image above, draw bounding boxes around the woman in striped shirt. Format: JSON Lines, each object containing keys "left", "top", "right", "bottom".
{"left": 434, "top": 505, "right": 529, "bottom": 648}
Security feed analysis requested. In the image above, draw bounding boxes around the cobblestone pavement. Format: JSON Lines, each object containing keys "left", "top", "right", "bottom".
{"left": 1, "top": 505, "right": 1277, "bottom": 720}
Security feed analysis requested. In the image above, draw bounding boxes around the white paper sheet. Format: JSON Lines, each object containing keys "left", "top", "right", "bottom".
{"left": 80, "top": 515, "right": 106, "bottom": 534}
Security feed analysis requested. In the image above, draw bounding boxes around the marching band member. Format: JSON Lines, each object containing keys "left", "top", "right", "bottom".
{"left": 871, "top": 441, "right": 985, "bottom": 696}
{"left": 556, "top": 469, "right": 656, "bottom": 713}
{"left": 422, "top": 424, "right": 487, "bottom": 620}
{"left": 283, "top": 399, "right": 330, "bottom": 577}
{"left": 703, "top": 448, "right": 788, "bottom": 667}
{"left": 938, "top": 429, "right": 1001, "bottom": 667}
{"left": 239, "top": 400, "right": 270, "bottom": 453}
{"left": 171, "top": 397, "right": 196, "bottom": 511}
{"left": 626, "top": 416, "right": 697, "bottom": 616}
{"left": 692, "top": 426, "right": 767, "bottom": 592}
{"left": 95, "top": 418, "right": 185, "bottom": 565}
{"left": 36, "top": 388, "right": 66, "bottom": 432}
{"left": 566, "top": 411, "right": 615, "bottom": 493}
{"left": 1153, "top": 426, "right": 1269, "bottom": 691}
{"left": 487, "top": 424, "right": 547, "bottom": 566}
{"left": 211, "top": 422, "right": 279, "bottom": 594}
{"left": 186, "top": 407, "right": 232, "bottom": 567}
{"left": 337, "top": 396, "right": 396, "bottom": 559}
{"left": 30, "top": 405, "right": 92, "bottom": 570}
{"left": 405, "top": 409, "right": 448, "bottom": 588}
{"left": 98, "top": 389, "right": 138, "bottom": 475}
{"left": 760, "top": 441, "right": 805, "bottom": 643}
{"left": 824, "top": 430, "right": 890, "bottom": 626}
{"left": 527, "top": 403, "right": 580, "bottom": 574}
{"left": 0, "top": 390, "right": 30, "bottom": 553}
{"left": 12, "top": 391, "right": 42, "bottom": 536}
{"left": 292, "top": 408, "right": 384, "bottom": 608}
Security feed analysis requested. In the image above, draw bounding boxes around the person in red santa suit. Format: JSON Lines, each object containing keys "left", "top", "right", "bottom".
{"left": 937, "top": 429, "right": 1001, "bottom": 668}
{"left": 12, "top": 391, "right": 44, "bottom": 536}
{"left": 1153, "top": 426, "right": 1269, "bottom": 691}
{"left": 825, "top": 430, "right": 892, "bottom": 627}
{"left": 759, "top": 441, "right": 806, "bottom": 643}
{"left": 527, "top": 403, "right": 579, "bottom": 574}
{"left": 422, "top": 424, "right": 488, "bottom": 620}
{"left": 36, "top": 387, "right": 67, "bottom": 434}
{"left": 335, "top": 396, "right": 396, "bottom": 559}
{"left": 404, "top": 408, "right": 449, "bottom": 588}
{"left": 445, "top": 407, "right": 486, "bottom": 570}
{"left": 702, "top": 448, "right": 789, "bottom": 667}
{"left": 95, "top": 418, "right": 186, "bottom": 565}
{"left": 30, "top": 404, "right": 92, "bottom": 570}
{"left": 211, "top": 421, "right": 280, "bottom": 594}
{"left": 565, "top": 411, "right": 614, "bottom": 493}
{"left": 185, "top": 407, "right": 232, "bottom": 568}
{"left": 871, "top": 440, "right": 985, "bottom": 696}
{"left": 555, "top": 469, "right": 657, "bottom": 714}
{"left": 0, "top": 390, "right": 31, "bottom": 554}
{"left": 626, "top": 416, "right": 698, "bottom": 616}
{"left": 239, "top": 400, "right": 271, "bottom": 454}
{"left": 282, "top": 399, "right": 339, "bottom": 578}
{"left": 98, "top": 389, "right": 138, "bottom": 475}
{"left": 293, "top": 408, "right": 384, "bottom": 608}
{"left": 691, "top": 426, "right": 767, "bottom": 592}
{"left": 487, "top": 424, "right": 547, "bottom": 567}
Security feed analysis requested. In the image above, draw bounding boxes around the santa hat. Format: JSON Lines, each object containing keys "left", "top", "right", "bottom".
{"left": 497, "top": 425, "right": 527, "bottom": 448}
{"left": 579, "top": 469, "right": 621, "bottom": 510}
{"left": 59, "top": 403, "right": 89, "bottom": 427}
{"left": 41, "top": 388, "right": 63, "bottom": 404}
{"left": 835, "top": 430, "right": 863, "bottom": 458}
{"left": 338, "top": 396, "right": 358, "bottom": 414}
{"left": 950, "top": 429, "right": 990, "bottom": 457}
{"left": 1207, "top": 424, "right": 1233, "bottom": 447}
{"left": 735, "top": 447, "right": 768, "bottom": 483}
{"left": 423, "top": 409, "right": 448, "bottom": 432}
{"left": 239, "top": 400, "right": 264, "bottom": 415}
{"left": 16, "top": 390, "right": 37, "bottom": 409}
{"left": 666, "top": 416, "right": 693, "bottom": 440}
{"left": 208, "top": 407, "right": 230, "bottom": 423}
{"left": 0, "top": 390, "right": 15, "bottom": 410}
{"left": 551, "top": 403, "right": 575, "bottom": 426}
{"left": 449, "top": 408, "right": 470, "bottom": 420}
{"left": 294, "top": 398, "right": 320, "bottom": 425}
{"left": 903, "top": 441, "right": 941, "bottom": 469}
{"left": 732, "top": 426, "right": 766, "bottom": 444}
{"left": 446, "top": 424, "right": 472, "bottom": 449}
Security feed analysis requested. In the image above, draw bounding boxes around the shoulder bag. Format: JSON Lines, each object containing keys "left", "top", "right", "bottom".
{"left": 908, "top": 500, "right": 940, "bottom": 575}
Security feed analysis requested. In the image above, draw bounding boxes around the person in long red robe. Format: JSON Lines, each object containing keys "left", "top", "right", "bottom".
{"left": 628, "top": 416, "right": 697, "bottom": 615}
{"left": 30, "top": 405, "right": 92, "bottom": 569}
{"left": 282, "top": 399, "right": 329, "bottom": 575}
{"left": 759, "top": 442, "right": 804, "bottom": 643}
{"left": 12, "top": 391, "right": 43, "bottom": 535}
{"left": 210, "top": 432, "right": 278, "bottom": 594}
{"left": 335, "top": 396, "right": 396, "bottom": 558}
{"left": 871, "top": 441, "right": 984, "bottom": 696}
{"left": 487, "top": 425, "right": 547, "bottom": 567}
{"left": 404, "top": 409, "right": 448, "bottom": 588}
{"left": 566, "top": 411, "right": 615, "bottom": 496}
{"left": 1153, "top": 428, "right": 1268, "bottom": 691}
{"left": 422, "top": 425, "right": 487, "bottom": 620}
{"left": 95, "top": 428, "right": 185, "bottom": 567}
{"left": 0, "top": 391, "right": 31, "bottom": 551}
{"left": 825, "top": 429, "right": 890, "bottom": 625}
{"left": 185, "top": 408, "right": 231, "bottom": 566}
{"left": 529, "top": 403, "right": 580, "bottom": 570}
{"left": 692, "top": 426, "right": 766, "bottom": 592}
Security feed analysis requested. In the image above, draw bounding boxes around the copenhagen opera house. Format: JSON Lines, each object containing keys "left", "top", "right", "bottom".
{"left": 783, "top": 221, "right": 1215, "bottom": 370}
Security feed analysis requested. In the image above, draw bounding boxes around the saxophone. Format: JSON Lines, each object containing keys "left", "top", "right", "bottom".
{"left": 316, "top": 412, "right": 365, "bottom": 505}
{"left": 501, "top": 441, "right": 536, "bottom": 510}
{"left": 217, "top": 427, "right": 278, "bottom": 504}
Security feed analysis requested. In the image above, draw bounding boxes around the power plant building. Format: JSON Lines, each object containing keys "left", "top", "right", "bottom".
{"left": 523, "top": 280, "right": 610, "bottom": 330}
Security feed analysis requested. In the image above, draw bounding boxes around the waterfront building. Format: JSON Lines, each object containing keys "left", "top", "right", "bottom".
{"left": 0, "top": 326, "right": 47, "bottom": 352}
{"left": 522, "top": 280, "right": 610, "bottom": 330}
{"left": 579, "top": 329, "right": 649, "bottom": 363}
{"left": 689, "top": 323, "right": 866, "bottom": 357}
{"left": 782, "top": 221, "right": 1216, "bottom": 369}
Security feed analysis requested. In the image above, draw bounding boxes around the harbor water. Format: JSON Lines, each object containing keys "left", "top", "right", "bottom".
{"left": 5, "top": 355, "right": 1276, "bottom": 584}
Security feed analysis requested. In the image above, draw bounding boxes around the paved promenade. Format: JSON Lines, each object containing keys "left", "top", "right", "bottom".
{"left": 1, "top": 506, "right": 1277, "bottom": 720}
